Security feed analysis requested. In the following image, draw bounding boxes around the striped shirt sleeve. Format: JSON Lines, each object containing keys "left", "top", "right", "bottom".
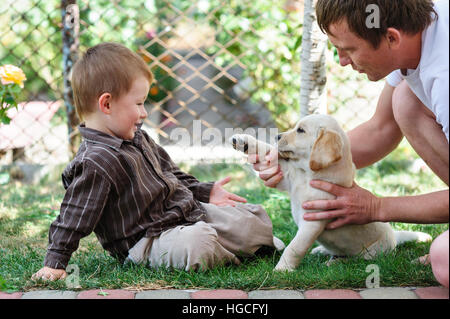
{"left": 154, "top": 143, "right": 214, "bottom": 203}
{"left": 44, "top": 161, "right": 111, "bottom": 269}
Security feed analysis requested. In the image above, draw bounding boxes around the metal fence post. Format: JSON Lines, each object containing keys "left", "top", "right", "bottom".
{"left": 62, "top": 0, "right": 80, "bottom": 158}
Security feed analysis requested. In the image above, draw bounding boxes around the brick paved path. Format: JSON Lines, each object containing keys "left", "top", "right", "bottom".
{"left": 1, "top": 286, "right": 448, "bottom": 299}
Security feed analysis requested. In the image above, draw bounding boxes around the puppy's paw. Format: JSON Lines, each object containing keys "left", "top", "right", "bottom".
{"left": 325, "top": 256, "right": 347, "bottom": 267}
{"left": 274, "top": 261, "right": 295, "bottom": 272}
{"left": 273, "top": 236, "right": 286, "bottom": 251}
{"left": 311, "top": 245, "right": 332, "bottom": 256}
{"left": 229, "top": 134, "right": 258, "bottom": 155}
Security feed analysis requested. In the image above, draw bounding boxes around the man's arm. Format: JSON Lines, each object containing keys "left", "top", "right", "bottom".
{"left": 379, "top": 190, "right": 449, "bottom": 224}
{"left": 303, "top": 180, "right": 449, "bottom": 229}
{"left": 348, "top": 82, "right": 404, "bottom": 169}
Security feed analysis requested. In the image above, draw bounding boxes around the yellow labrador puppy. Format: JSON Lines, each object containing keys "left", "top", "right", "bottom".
{"left": 231, "top": 114, "right": 431, "bottom": 271}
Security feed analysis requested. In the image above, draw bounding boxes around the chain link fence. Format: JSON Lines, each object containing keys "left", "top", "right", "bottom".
{"left": 0, "top": 0, "right": 383, "bottom": 168}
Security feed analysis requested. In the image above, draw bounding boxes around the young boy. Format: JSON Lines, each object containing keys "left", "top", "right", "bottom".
{"left": 32, "top": 42, "right": 283, "bottom": 281}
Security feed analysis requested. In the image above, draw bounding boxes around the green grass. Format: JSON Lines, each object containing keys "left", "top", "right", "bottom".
{"left": 0, "top": 141, "right": 447, "bottom": 292}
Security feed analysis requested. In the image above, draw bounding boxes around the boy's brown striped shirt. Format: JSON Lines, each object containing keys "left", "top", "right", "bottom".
{"left": 44, "top": 125, "right": 214, "bottom": 269}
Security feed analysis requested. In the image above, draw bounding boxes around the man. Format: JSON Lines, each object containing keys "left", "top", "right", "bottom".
{"left": 252, "top": 0, "right": 448, "bottom": 287}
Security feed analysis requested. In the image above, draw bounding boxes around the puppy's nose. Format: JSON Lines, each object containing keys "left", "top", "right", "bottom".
{"left": 276, "top": 134, "right": 282, "bottom": 141}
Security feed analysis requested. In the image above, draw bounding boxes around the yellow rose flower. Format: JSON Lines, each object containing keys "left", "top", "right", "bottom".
{"left": 0, "top": 64, "right": 26, "bottom": 88}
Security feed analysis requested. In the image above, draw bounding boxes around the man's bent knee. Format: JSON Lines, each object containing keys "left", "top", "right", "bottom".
{"left": 430, "top": 231, "right": 449, "bottom": 288}
{"left": 392, "top": 81, "right": 430, "bottom": 129}
{"left": 391, "top": 81, "right": 449, "bottom": 184}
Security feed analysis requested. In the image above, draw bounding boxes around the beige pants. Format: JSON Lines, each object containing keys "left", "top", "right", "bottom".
{"left": 126, "top": 203, "right": 285, "bottom": 271}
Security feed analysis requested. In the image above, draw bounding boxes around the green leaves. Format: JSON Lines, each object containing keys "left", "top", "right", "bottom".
{"left": 292, "top": 34, "right": 303, "bottom": 55}
{"left": 0, "top": 274, "right": 17, "bottom": 293}
{"left": 0, "top": 275, "right": 6, "bottom": 291}
{"left": 0, "top": 82, "right": 22, "bottom": 125}
{"left": 97, "top": 289, "right": 109, "bottom": 296}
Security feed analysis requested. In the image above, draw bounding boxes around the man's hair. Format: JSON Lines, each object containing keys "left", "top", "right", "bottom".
{"left": 316, "top": 0, "right": 437, "bottom": 48}
{"left": 71, "top": 42, "right": 153, "bottom": 121}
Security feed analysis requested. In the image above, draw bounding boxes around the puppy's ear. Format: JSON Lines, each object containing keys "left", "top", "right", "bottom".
{"left": 309, "top": 128, "right": 343, "bottom": 171}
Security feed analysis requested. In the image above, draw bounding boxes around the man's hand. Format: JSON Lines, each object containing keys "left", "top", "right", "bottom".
{"left": 209, "top": 177, "right": 247, "bottom": 207}
{"left": 302, "top": 180, "right": 381, "bottom": 229}
{"left": 32, "top": 267, "right": 67, "bottom": 281}
{"left": 248, "top": 147, "right": 283, "bottom": 188}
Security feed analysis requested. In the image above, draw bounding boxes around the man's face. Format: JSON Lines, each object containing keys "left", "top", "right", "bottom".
{"left": 328, "top": 19, "right": 395, "bottom": 81}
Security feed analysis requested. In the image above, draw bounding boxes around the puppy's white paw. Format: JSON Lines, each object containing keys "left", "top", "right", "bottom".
{"left": 274, "top": 261, "right": 295, "bottom": 272}
{"left": 229, "top": 134, "right": 258, "bottom": 154}
{"left": 311, "top": 245, "right": 332, "bottom": 256}
{"left": 273, "top": 236, "right": 286, "bottom": 251}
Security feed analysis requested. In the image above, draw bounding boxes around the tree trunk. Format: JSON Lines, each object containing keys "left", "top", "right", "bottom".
{"left": 299, "top": 0, "right": 328, "bottom": 117}
{"left": 62, "top": 0, "right": 81, "bottom": 158}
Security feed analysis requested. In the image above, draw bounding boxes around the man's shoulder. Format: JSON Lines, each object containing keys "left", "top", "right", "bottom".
{"left": 435, "top": 0, "right": 449, "bottom": 19}
{"left": 422, "top": 0, "right": 449, "bottom": 62}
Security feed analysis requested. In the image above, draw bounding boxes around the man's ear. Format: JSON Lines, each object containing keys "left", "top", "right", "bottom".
{"left": 98, "top": 93, "right": 112, "bottom": 115}
{"left": 385, "top": 27, "right": 401, "bottom": 50}
{"left": 309, "top": 128, "right": 343, "bottom": 171}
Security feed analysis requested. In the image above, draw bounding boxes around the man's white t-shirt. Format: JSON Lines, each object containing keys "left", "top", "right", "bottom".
{"left": 386, "top": 0, "right": 449, "bottom": 142}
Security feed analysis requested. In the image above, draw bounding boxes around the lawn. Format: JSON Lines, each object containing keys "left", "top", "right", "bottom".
{"left": 0, "top": 140, "right": 447, "bottom": 292}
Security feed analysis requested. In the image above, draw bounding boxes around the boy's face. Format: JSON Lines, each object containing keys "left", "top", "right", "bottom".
{"left": 107, "top": 76, "right": 150, "bottom": 140}
{"left": 328, "top": 19, "right": 395, "bottom": 82}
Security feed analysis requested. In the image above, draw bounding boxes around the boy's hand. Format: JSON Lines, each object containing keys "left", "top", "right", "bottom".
{"left": 209, "top": 177, "right": 247, "bottom": 207}
{"left": 32, "top": 267, "right": 67, "bottom": 281}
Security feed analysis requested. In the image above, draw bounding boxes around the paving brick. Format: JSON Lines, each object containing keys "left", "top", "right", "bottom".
{"left": 77, "top": 289, "right": 135, "bottom": 299}
{"left": 248, "top": 290, "right": 304, "bottom": 299}
{"left": 0, "top": 292, "right": 22, "bottom": 299}
{"left": 414, "top": 287, "right": 449, "bottom": 299}
{"left": 191, "top": 289, "right": 248, "bottom": 299}
{"left": 22, "top": 290, "right": 77, "bottom": 299}
{"left": 359, "top": 287, "right": 418, "bottom": 299}
{"left": 304, "top": 289, "right": 362, "bottom": 299}
{"left": 135, "top": 289, "right": 190, "bottom": 299}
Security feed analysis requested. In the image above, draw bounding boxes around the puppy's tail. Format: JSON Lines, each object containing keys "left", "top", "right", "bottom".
{"left": 394, "top": 230, "right": 432, "bottom": 245}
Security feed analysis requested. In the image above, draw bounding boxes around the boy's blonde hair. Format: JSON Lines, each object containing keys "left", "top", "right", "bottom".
{"left": 71, "top": 42, "right": 154, "bottom": 121}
